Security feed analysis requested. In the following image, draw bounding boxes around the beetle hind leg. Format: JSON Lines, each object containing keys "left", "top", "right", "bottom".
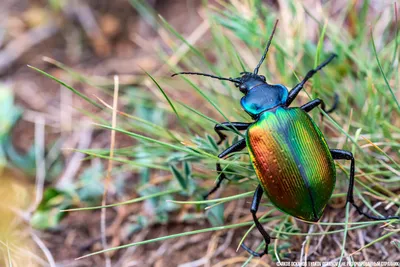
{"left": 241, "top": 185, "right": 272, "bottom": 257}
{"left": 331, "top": 149, "right": 400, "bottom": 221}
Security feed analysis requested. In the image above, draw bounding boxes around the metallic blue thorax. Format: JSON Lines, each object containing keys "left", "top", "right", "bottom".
{"left": 240, "top": 83, "right": 288, "bottom": 117}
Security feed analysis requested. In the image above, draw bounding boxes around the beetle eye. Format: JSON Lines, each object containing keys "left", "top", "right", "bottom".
{"left": 260, "top": 75, "right": 266, "bottom": 82}
{"left": 239, "top": 84, "right": 247, "bottom": 93}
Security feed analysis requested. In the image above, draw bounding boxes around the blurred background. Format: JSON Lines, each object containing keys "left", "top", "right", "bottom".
{"left": 0, "top": 0, "right": 399, "bottom": 266}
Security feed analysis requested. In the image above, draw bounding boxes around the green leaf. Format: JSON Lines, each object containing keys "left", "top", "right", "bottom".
{"left": 0, "top": 86, "right": 22, "bottom": 139}
{"left": 391, "top": 239, "right": 400, "bottom": 250}
{"left": 31, "top": 188, "right": 73, "bottom": 229}
{"left": 3, "top": 138, "right": 36, "bottom": 176}
{"left": 206, "top": 134, "right": 219, "bottom": 151}
{"left": 206, "top": 203, "right": 224, "bottom": 226}
{"left": 77, "top": 162, "right": 104, "bottom": 204}
{"left": 170, "top": 164, "right": 187, "bottom": 190}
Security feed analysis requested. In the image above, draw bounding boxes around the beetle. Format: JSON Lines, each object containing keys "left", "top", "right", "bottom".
{"left": 172, "top": 20, "right": 400, "bottom": 257}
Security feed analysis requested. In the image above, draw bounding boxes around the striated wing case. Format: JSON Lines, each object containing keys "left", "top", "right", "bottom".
{"left": 246, "top": 107, "right": 336, "bottom": 222}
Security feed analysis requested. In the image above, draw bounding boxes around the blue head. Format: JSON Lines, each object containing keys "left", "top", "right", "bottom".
{"left": 235, "top": 72, "right": 288, "bottom": 118}
{"left": 172, "top": 20, "right": 287, "bottom": 118}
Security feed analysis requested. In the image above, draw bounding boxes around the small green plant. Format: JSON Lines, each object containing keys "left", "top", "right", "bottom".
{"left": 0, "top": 86, "right": 63, "bottom": 179}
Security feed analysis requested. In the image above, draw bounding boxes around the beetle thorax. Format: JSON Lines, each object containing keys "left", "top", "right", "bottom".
{"left": 240, "top": 83, "right": 288, "bottom": 117}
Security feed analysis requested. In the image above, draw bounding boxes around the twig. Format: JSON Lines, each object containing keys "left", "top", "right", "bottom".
{"left": 100, "top": 75, "right": 119, "bottom": 266}
{"left": 32, "top": 116, "right": 46, "bottom": 212}
{"left": 56, "top": 125, "right": 93, "bottom": 189}
{"left": 357, "top": 229, "right": 370, "bottom": 262}
{"left": 312, "top": 220, "right": 332, "bottom": 256}
{"left": 114, "top": 229, "right": 150, "bottom": 267}
{"left": 60, "top": 84, "right": 73, "bottom": 132}
{"left": 68, "top": 0, "right": 109, "bottom": 55}
{"left": 214, "top": 198, "right": 245, "bottom": 257}
{"left": 31, "top": 231, "right": 56, "bottom": 267}
{"left": 300, "top": 224, "right": 315, "bottom": 265}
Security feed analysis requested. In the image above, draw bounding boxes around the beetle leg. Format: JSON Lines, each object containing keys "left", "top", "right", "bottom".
{"left": 301, "top": 95, "right": 339, "bottom": 123}
{"left": 241, "top": 184, "right": 271, "bottom": 257}
{"left": 286, "top": 54, "right": 337, "bottom": 106}
{"left": 300, "top": 94, "right": 339, "bottom": 114}
{"left": 331, "top": 149, "right": 400, "bottom": 221}
{"left": 214, "top": 122, "right": 251, "bottom": 145}
{"left": 203, "top": 139, "right": 247, "bottom": 199}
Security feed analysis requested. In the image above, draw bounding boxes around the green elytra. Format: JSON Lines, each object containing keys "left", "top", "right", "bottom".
{"left": 246, "top": 107, "right": 336, "bottom": 222}
{"left": 172, "top": 20, "right": 400, "bottom": 258}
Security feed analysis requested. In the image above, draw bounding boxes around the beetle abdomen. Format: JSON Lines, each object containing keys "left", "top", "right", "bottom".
{"left": 246, "top": 107, "right": 336, "bottom": 222}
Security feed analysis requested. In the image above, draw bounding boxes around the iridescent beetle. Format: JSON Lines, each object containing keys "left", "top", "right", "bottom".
{"left": 172, "top": 20, "right": 400, "bottom": 257}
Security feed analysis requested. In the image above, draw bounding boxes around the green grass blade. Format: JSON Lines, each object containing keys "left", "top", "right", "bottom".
{"left": 75, "top": 216, "right": 385, "bottom": 260}
{"left": 144, "top": 70, "right": 191, "bottom": 134}
{"left": 43, "top": 57, "right": 100, "bottom": 87}
{"left": 168, "top": 191, "right": 253, "bottom": 204}
{"left": 61, "top": 189, "right": 180, "bottom": 212}
{"left": 350, "top": 229, "right": 400, "bottom": 256}
{"left": 28, "top": 65, "right": 103, "bottom": 109}
{"left": 391, "top": 3, "right": 399, "bottom": 70}
{"left": 314, "top": 21, "right": 328, "bottom": 69}
{"left": 337, "top": 202, "right": 350, "bottom": 266}
{"left": 370, "top": 29, "right": 400, "bottom": 111}
{"left": 75, "top": 217, "right": 282, "bottom": 260}
{"left": 129, "top": 0, "right": 158, "bottom": 30}
{"left": 74, "top": 149, "right": 169, "bottom": 171}
{"left": 159, "top": 16, "right": 217, "bottom": 73}
{"left": 94, "top": 123, "right": 218, "bottom": 160}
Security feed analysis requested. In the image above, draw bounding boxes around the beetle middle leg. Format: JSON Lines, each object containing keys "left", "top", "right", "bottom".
{"left": 204, "top": 139, "right": 247, "bottom": 199}
{"left": 214, "top": 122, "right": 251, "bottom": 145}
{"left": 331, "top": 149, "right": 400, "bottom": 221}
{"left": 241, "top": 184, "right": 272, "bottom": 257}
{"left": 300, "top": 95, "right": 339, "bottom": 114}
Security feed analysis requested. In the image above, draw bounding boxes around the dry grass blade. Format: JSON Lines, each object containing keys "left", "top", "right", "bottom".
{"left": 100, "top": 76, "right": 119, "bottom": 266}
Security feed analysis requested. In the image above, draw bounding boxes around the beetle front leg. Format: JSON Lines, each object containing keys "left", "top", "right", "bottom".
{"left": 286, "top": 54, "right": 337, "bottom": 106}
{"left": 241, "top": 184, "right": 272, "bottom": 257}
{"left": 331, "top": 149, "right": 400, "bottom": 221}
{"left": 214, "top": 122, "right": 251, "bottom": 145}
{"left": 203, "top": 139, "right": 247, "bottom": 199}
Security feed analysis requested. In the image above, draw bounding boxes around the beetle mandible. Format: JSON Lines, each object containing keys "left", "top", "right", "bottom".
{"left": 172, "top": 20, "right": 400, "bottom": 257}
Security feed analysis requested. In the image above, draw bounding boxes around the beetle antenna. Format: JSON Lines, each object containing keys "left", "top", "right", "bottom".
{"left": 253, "top": 19, "right": 279, "bottom": 75}
{"left": 171, "top": 72, "right": 240, "bottom": 83}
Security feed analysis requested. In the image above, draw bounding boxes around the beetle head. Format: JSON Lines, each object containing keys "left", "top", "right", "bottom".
{"left": 235, "top": 72, "right": 267, "bottom": 94}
